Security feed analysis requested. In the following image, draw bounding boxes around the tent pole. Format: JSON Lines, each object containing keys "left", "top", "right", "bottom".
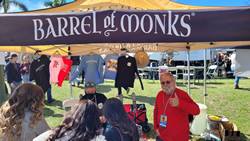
{"left": 204, "top": 49, "right": 207, "bottom": 105}
{"left": 68, "top": 47, "right": 73, "bottom": 99}
{"left": 69, "top": 65, "right": 73, "bottom": 99}
{"left": 187, "top": 48, "right": 190, "bottom": 95}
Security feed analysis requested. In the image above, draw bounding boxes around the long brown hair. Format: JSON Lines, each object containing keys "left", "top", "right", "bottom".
{"left": 47, "top": 100, "right": 102, "bottom": 141}
{"left": 0, "top": 83, "right": 45, "bottom": 141}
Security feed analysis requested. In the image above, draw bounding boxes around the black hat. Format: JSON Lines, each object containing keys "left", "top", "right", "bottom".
{"left": 9, "top": 53, "right": 18, "bottom": 59}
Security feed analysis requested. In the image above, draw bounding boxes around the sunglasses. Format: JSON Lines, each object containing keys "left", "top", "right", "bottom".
{"left": 85, "top": 83, "right": 95, "bottom": 88}
{"left": 161, "top": 80, "right": 172, "bottom": 85}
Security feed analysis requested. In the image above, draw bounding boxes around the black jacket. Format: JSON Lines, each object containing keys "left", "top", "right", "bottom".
{"left": 80, "top": 93, "right": 107, "bottom": 115}
{"left": 105, "top": 127, "right": 139, "bottom": 141}
{"left": 71, "top": 56, "right": 80, "bottom": 65}
{"left": 5, "top": 61, "right": 22, "bottom": 84}
{"left": 115, "top": 56, "right": 143, "bottom": 90}
{"left": 29, "top": 55, "right": 51, "bottom": 93}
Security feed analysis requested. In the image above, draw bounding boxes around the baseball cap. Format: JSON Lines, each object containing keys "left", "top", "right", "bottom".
{"left": 9, "top": 53, "right": 18, "bottom": 59}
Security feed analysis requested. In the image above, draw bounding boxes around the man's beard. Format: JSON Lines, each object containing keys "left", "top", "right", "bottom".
{"left": 162, "top": 86, "right": 175, "bottom": 95}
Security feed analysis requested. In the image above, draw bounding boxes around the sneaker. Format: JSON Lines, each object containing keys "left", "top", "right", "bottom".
{"left": 77, "top": 82, "right": 80, "bottom": 87}
{"left": 115, "top": 94, "right": 120, "bottom": 97}
{"left": 126, "top": 88, "right": 130, "bottom": 94}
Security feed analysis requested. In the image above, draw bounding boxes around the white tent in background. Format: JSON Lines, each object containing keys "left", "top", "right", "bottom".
{"left": 234, "top": 47, "right": 250, "bottom": 78}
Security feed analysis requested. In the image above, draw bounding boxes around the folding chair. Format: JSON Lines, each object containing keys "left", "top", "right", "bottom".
{"left": 138, "top": 68, "right": 149, "bottom": 79}
{"left": 206, "top": 65, "right": 218, "bottom": 82}
{"left": 183, "top": 66, "right": 195, "bottom": 85}
{"left": 166, "top": 67, "right": 178, "bottom": 79}
{"left": 62, "top": 98, "right": 79, "bottom": 111}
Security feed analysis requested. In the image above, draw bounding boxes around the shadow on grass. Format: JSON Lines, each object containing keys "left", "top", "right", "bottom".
{"left": 146, "top": 81, "right": 158, "bottom": 84}
{"left": 240, "top": 133, "right": 249, "bottom": 141}
{"left": 76, "top": 86, "right": 84, "bottom": 89}
{"left": 143, "top": 123, "right": 155, "bottom": 139}
{"left": 176, "top": 83, "right": 217, "bottom": 89}
{"left": 42, "top": 107, "right": 63, "bottom": 118}
{"left": 124, "top": 95, "right": 155, "bottom": 106}
{"left": 238, "top": 88, "right": 250, "bottom": 91}
{"left": 190, "top": 87, "right": 200, "bottom": 89}
{"left": 44, "top": 99, "right": 62, "bottom": 107}
{"left": 196, "top": 82, "right": 225, "bottom": 85}
{"left": 96, "top": 84, "right": 113, "bottom": 93}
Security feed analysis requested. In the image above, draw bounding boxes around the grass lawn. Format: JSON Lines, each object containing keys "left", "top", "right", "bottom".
{"left": 42, "top": 78, "right": 250, "bottom": 141}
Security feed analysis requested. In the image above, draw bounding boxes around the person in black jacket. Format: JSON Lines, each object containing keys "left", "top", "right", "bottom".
{"left": 5, "top": 53, "right": 22, "bottom": 94}
{"left": 103, "top": 98, "right": 139, "bottom": 141}
{"left": 80, "top": 81, "right": 107, "bottom": 115}
{"left": 29, "top": 55, "right": 54, "bottom": 103}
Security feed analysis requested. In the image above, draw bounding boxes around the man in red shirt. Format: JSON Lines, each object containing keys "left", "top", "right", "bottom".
{"left": 154, "top": 72, "right": 200, "bottom": 141}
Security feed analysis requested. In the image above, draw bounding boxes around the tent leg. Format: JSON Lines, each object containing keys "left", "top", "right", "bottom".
{"left": 69, "top": 71, "right": 73, "bottom": 99}
{"left": 187, "top": 49, "right": 190, "bottom": 95}
{"left": 204, "top": 49, "right": 207, "bottom": 105}
{"left": 68, "top": 55, "right": 73, "bottom": 99}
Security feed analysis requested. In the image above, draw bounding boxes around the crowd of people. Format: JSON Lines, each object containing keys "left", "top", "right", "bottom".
{"left": 1, "top": 51, "right": 241, "bottom": 140}
{"left": 3, "top": 51, "right": 242, "bottom": 140}
{"left": 1, "top": 50, "right": 243, "bottom": 140}
{"left": 212, "top": 52, "right": 242, "bottom": 88}
{"left": 0, "top": 71, "right": 201, "bottom": 141}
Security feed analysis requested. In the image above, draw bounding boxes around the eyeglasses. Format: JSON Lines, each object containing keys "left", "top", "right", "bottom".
{"left": 85, "top": 83, "right": 95, "bottom": 88}
{"left": 161, "top": 80, "right": 172, "bottom": 85}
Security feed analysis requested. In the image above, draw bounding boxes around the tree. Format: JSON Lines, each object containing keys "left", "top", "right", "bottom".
{"left": 0, "top": 0, "right": 28, "bottom": 13}
{"left": 44, "top": 0, "right": 66, "bottom": 8}
{"left": 0, "top": 65, "right": 7, "bottom": 105}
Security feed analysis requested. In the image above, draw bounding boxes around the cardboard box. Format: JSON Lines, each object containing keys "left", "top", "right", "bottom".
{"left": 219, "top": 122, "right": 240, "bottom": 141}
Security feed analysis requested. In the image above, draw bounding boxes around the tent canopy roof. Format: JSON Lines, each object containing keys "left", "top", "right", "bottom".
{"left": 23, "top": 0, "right": 229, "bottom": 14}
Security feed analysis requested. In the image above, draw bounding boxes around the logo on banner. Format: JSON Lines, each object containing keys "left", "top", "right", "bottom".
{"left": 33, "top": 11, "right": 193, "bottom": 41}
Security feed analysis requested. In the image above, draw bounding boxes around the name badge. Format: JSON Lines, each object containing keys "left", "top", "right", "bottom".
{"left": 160, "top": 114, "right": 167, "bottom": 128}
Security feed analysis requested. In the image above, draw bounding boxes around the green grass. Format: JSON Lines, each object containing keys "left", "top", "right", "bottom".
{"left": 42, "top": 78, "right": 250, "bottom": 141}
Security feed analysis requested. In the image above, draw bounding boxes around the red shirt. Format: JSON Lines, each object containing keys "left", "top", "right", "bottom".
{"left": 153, "top": 88, "right": 200, "bottom": 141}
{"left": 58, "top": 56, "right": 72, "bottom": 87}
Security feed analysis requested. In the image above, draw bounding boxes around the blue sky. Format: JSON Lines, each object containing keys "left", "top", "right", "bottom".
{"left": 1, "top": 0, "right": 249, "bottom": 13}
{"left": 172, "top": 0, "right": 249, "bottom": 7}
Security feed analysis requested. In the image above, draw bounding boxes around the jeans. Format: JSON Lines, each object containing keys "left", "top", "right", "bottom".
{"left": 46, "top": 87, "right": 53, "bottom": 102}
{"left": 118, "top": 87, "right": 128, "bottom": 95}
{"left": 9, "top": 81, "right": 22, "bottom": 94}
{"left": 235, "top": 76, "right": 241, "bottom": 84}
{"left": 156, "top": 136, "right": 163, "bottom": 141}
{"left": 22, "top": 74, "right": 33, "bottom": 83}
{"left": 231, "top": 67, "right": 241, "bottom": 84}
{"left": 71, "top": 65, "right": 79, "bottom": 85}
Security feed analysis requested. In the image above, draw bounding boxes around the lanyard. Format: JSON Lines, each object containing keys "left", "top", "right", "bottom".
{"left": 163, "top": 88, "right": 176, "bottom": 115}
{"left": 93, "top": 95, "right": 97, "bottom": 105}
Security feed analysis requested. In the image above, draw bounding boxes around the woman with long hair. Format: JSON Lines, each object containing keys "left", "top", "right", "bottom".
{"left": 34, "top": 99, "right": 106, "bottom": 141}
{"left": 0, "top": 83, "right": 50, "bottom": 141}
{"left": 103, "top": 98, "right": 139, "bottom": 141}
